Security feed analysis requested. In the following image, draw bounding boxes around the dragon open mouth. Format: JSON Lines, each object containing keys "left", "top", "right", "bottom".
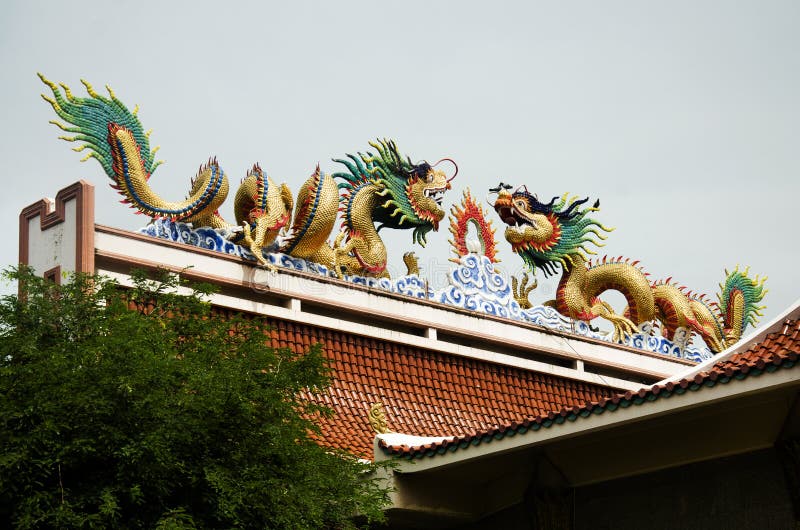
{"left": 424, "top": 187, "right": 447, "bottom": 207}
{"left": 496, "top": 205, "right": 519, "bottom": 226}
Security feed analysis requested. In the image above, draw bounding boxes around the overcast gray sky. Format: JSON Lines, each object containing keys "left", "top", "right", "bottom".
{"left": 2, "top": 0, "right": 798, "bottom": 327}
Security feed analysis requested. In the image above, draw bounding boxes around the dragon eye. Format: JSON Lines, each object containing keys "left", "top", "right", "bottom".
{"left": 426, "top": 171, "right": 434, "bottom": 183}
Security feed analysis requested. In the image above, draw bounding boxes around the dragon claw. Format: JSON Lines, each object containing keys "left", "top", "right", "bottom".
{"left": 611, "top": 322, "right": 632, "bottom": 343}
{"left": 403, "top": 252, "right": 420, "bottom": 276}
{"left": 511, "top": 272, "right": 538, "bottom": 309}
{"left": 242, "top": 223, "right": 276, "bottom": 272}
{"left": 610, "top": 316, "right": 638, "bottom": 343}
{"left": 332, "top": 231, "right": 348, "bottom": 279}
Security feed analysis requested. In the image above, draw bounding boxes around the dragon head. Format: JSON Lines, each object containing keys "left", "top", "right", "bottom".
{"left": 333, "top": 139, "right": 455, "bottom": 246}
{"left": 492, "top": 185, "right": 612, "bottom": 276}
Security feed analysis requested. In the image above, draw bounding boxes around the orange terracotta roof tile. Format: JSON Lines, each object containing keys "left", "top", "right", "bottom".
{"left": 245, "top": 316, "right": 623, "bottom": 459}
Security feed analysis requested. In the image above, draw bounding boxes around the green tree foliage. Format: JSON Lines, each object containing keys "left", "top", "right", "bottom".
{"left": 0, "top": 268, "right": 390, "bottom": 529}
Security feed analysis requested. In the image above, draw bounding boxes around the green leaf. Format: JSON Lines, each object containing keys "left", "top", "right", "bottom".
{"left": 0, "top": 266, "right": 390, "bottom": 528}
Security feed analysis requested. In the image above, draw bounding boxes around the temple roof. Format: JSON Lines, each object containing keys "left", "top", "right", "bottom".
{"left": 21, "top": 181, "right": 782, "bottom": 471}
{"left": 378, "top": 312, "right": 800, "bottom": 461}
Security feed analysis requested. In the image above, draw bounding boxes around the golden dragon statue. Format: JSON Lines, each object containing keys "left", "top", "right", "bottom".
{"left": 492, "top": 183, "right": 767, "bottom": 352}
{"left": 39, "top": 74, "right": 455, "bottom": 277}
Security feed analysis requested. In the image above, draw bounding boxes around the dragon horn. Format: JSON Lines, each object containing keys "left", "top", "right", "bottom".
{"left": 432, "top": 158, "right": 459, "bottom": 182}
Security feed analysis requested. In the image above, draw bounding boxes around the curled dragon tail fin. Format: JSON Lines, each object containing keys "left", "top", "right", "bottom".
{"left": 40, "top": 74, "right": 228, "bottom": 221}
{"left": 39, "top": 73, "right": 161, "bottom": 180}
{"left": 718, "top": 266, "right": 767, "bottom": 344}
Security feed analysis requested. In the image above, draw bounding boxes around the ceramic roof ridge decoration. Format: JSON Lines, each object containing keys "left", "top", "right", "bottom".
{"left": 448, "top": 188, "right": 498, "bottom": 264}
{"left": 491, "top": 184, "right": 767, "bottom": 354}
{"left": 138, "top": 218, "right": 714, "bottom": 361}
{"left": 368, "top": 402, "right": 391, "bottom": 434}
{"left": 38, "top": 74, "right": 753, "bottom": 360}
{"left": 39, "top": 74, "right": 455, "bottom": 279}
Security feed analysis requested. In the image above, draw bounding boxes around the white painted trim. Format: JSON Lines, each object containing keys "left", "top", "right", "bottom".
{"left": 377, "top": 433, "right": 454, "bottom": 447}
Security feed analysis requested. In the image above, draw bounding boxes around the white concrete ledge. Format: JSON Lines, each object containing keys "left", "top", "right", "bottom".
{"left": 93, "top": 226, "right": 694, "bottom": 390}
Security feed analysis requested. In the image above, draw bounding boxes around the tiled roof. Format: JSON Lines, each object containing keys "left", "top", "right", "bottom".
{"left": 380, "top": 319, "right": 800, "bottom": 460}
{"left": 263, "top": 317, "right": 620, "bottom": 459}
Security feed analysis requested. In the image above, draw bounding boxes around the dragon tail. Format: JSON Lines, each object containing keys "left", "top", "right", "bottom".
{"left": 39, "top": 74, "right": 227, "bottom": 221}
{"left": 234, "top": 164, "right": 271, "bottom": 227}
{"left": 717, "top": 266, "right": 768, "bottom": 345}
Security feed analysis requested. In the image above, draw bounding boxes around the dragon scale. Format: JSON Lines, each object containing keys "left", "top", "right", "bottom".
{"left": 337, "top": 183, "right": 389, "bottom": 276}
{"left": 556, "top": 254, "right": 655, "bottom": 326}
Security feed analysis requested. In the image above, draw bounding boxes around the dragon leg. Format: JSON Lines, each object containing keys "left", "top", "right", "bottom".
{"left": 512, "top": 273, "right": 538, "bottom": 309}
{"left": 333, "top": 233, "right": 387, "bottom": 279}
{"left": 230, "top": 166, "right": 294, "bottom": 268}
{"left": 240, "top": 222, "right": 276, "bottom": 272}
{"left": 327, "top": 232, "right": 358, "bottom": 278}
{"left": 403, "top": 252, "right": 420, "bottom": 276}
{"left": 591, "top": 300, "right": 639, "bottom": 343}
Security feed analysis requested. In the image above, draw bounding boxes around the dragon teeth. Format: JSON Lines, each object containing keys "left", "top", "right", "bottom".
{"left": 425, "top": 188, "right": 446, "bottom": 205}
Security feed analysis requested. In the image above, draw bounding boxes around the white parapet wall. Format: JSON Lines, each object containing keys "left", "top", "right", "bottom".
{"left": 18, "top": 180, "right": 94, "bottom": 281}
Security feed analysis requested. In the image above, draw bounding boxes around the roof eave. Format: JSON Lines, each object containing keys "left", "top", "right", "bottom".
{"left": 377, "top": 360, "right": 799, "bottom": 473}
